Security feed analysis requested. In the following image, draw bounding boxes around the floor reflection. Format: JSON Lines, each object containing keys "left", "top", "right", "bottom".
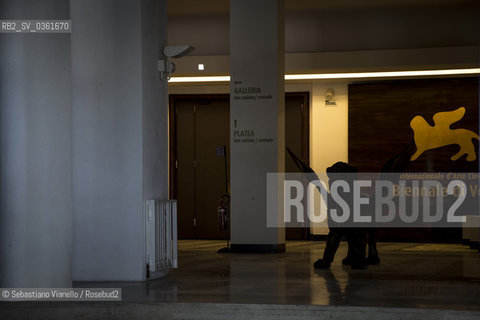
{"left": 75, "top": 240, "right": 480, "bottom": 310}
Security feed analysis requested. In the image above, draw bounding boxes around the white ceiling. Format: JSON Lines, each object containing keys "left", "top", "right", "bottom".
{"left": 168, "top": 0, "right": 478, "bottom": 16}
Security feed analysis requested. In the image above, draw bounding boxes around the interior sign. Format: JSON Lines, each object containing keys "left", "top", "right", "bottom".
{"left": 215, "top": 146, "right": 226, "bottom": 157}
{"left": 233, "top": 85, "right": 273, "bottom": 101}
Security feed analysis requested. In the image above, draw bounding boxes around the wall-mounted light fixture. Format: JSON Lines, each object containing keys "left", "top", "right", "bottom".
{"left": 325, "top": 88, "right": 336, "bottom": 106}
{"left": 158, "top": 45, "right": 195, "bottom": 82}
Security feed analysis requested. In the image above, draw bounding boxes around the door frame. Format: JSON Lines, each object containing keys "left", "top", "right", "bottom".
{"left": 169, "top": 92, "right": 310, "bottom": 238}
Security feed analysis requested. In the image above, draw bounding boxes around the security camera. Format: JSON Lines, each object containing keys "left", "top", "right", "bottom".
{"left": 164, "top": 45, "right": 195, "bottom": 59}
{"left": 158, "top": 45, "right": 195, "bottom": 82}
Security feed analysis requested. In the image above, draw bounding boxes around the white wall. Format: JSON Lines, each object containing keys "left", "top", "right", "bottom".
{"left": 0, "top": 0, "right": 169, "bottom": 286}
{"left": 71, "top": 0, "right": 168, "bottom": 281}
{"left": 0, "top": 0, "right": 73, "bottom": 287}
{"left": 310, "top": 82, "right": 348, "bottom": 174}
{"left": 141, "top": 0, "right": 170, "bottom": 278}
{"left": 309, "top": 82, "right": 349, "bottom": 235}
{"left": 142, "top": 0, "right": 169, "bottom": 203}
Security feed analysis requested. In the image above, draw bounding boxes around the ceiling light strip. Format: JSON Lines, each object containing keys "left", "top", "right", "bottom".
{"left": 169, "top": 68, "right": 480, "bottom": 83}
{"left": 285, "top": 68, "right": 480, "bottom": 80}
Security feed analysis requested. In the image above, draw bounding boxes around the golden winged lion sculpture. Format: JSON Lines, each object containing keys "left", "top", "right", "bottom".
{"left": 410, "top": 107, "right": 479, "bottom": 162}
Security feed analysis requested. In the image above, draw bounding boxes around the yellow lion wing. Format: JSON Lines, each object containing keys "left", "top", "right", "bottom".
{"left": 432, "top": 107, "right": 465, "bottom": 128}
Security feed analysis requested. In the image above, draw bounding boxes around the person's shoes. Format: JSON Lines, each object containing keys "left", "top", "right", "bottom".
{"left": 313, "top": 259, "right": 331, "bottom": 269}
{"left": 367, "top": 254, "right": 380, "bottom": 265}
{"left": 341, "top": 256, "right": 352, "bottom": 265}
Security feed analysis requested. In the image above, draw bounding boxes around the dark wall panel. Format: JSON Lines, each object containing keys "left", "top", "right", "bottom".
{"left": 348, "top": 77, "right": 479, "bottom": 242}
{"left": 349, "top": 77, "right": 479, "bottom": 173}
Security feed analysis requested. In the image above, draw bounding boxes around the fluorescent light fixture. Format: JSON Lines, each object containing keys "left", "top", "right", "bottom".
{"left": 198, "top": 63, "right": 205, "bottom": 71}
{"left": 285, "top": 68, "right": 480, "bottom": 80}
{"left": 168, "top": 68, "right": 480, "bottom": 83}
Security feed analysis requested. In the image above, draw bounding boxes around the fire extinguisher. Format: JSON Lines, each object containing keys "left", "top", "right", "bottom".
{"left": 217, "top": 194, "right": 229, "bottom": 232}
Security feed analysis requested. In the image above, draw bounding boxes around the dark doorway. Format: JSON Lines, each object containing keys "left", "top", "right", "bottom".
{"left": 284, "top": 93, "right": 310, "bottom": 240}
{"left": 169, "top": 92, "right": 310, "bottom": 240}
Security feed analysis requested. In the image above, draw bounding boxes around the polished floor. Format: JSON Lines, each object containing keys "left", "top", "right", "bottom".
{"left": 75, "top": 240, "right": 480, "bottom": 311}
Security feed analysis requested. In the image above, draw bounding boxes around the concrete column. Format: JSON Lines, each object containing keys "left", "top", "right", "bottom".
{"left": 229, "top": 0, "right": 285, "bottom": 252}
{"left": 0, "top": 0, "right": 73, "bottom": 287}
{"left": 71, "top": 0, "right": 168, "bottom": 281}
{"left": 141, "top": 0, "right": 169, "bottom": 204}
